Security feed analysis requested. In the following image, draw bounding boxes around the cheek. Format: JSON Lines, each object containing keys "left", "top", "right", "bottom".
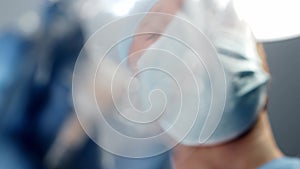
{"left": 256, "top": 43, "right": 269, "bottom": 73}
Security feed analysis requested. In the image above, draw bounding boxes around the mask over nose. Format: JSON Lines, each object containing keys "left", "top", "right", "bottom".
{"left": 72, "top": 0, "right": 270, "bottom": 157}
{"left": 120, "top": 0, "right": 269, "bottom": 145}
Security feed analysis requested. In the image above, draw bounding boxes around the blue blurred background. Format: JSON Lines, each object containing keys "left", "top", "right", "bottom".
{"left": 0, "top": 0, "right": 172, "bottom": 169}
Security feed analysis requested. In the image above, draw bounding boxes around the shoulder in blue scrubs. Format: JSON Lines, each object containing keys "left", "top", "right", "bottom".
{"left": 259, "top": 157, "right": 300, "bottom": 169}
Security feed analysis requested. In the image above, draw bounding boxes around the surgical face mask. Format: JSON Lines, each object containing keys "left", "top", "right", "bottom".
{"left": 133, "top": 7, "right": 269, "bottom": 145}
{"left": 72, "top": 0, "right": 269, "bottom": 157}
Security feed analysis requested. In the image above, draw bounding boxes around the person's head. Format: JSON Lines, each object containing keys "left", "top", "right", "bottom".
{"left": 73, "top": 0, "right": 270, "bottom": 157}
{"left": 126, "top": 0, "right": 270, "bottom": 146}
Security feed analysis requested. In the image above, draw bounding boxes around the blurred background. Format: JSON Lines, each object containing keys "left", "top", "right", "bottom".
{"left": 0, "top": 0, "right": 299, "bottom": 169}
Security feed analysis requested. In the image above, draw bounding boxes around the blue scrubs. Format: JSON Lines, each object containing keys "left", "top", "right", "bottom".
{"left": 259, "top": 157, "right": 300, "bottom": 169}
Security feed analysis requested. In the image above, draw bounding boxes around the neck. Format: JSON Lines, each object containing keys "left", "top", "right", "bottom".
{"left": 172, "top": 111, "right": 283, "bottom": 169}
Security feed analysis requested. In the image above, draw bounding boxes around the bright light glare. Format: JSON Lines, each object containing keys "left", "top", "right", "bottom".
{"left": 112, "top": 0, "right": 138, "bottom": 16}
{"left": 234, "top": 0, "right": 300, "bottom": 42}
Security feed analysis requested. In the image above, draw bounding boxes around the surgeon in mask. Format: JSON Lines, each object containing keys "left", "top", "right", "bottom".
{"left": 71, "top": 0, "right": 300, "bottom": 168}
